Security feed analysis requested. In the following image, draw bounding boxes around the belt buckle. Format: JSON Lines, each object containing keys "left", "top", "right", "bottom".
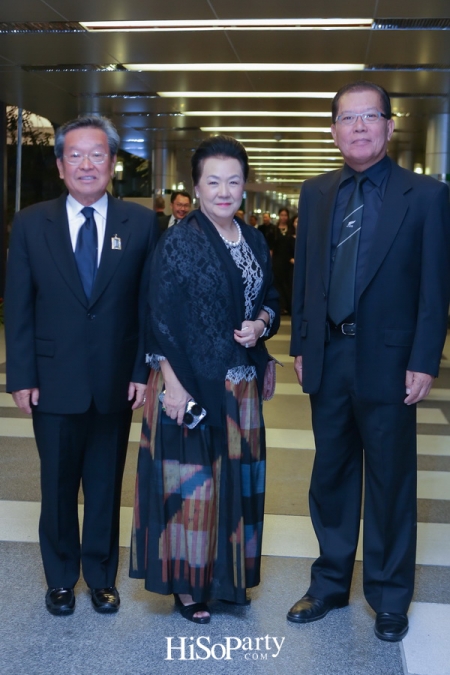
{"left": 341, "top": 322, "right": 356, "bottom": 336}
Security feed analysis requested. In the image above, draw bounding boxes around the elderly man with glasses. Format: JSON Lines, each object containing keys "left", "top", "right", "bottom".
{"left": 5, "top": 116, "right": 159, "bottom": 617}
{"left": 288, "top": 82, "right": 450, "bottom": 641}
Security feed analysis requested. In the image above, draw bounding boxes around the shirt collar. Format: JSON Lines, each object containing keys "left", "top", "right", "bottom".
{"left": 340, "top": 154, "right": 391, "bottom": 188}
{"left": 66, "top": 191, "right": 109, "bottom": 218}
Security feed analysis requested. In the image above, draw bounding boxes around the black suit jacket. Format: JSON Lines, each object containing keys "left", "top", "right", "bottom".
{"left": 291, "top": 158, "right": 450, "bottom": 403}
{"left": 156, "top": 213, "right": 171, "bottom": 232}
{"left": 5, "top": 193, "right": 159, "bottom": 414}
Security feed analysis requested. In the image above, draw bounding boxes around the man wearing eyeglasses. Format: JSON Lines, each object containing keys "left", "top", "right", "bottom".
{"left": 5, "top": 116, "right": 159, "bottom": 617}
{"left": 288, "top": 82, "right": 450, "bottom": 641}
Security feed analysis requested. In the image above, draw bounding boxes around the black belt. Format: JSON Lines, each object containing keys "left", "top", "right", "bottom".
{"left": 326, "top": 319, "right": 356, "bottom": 336}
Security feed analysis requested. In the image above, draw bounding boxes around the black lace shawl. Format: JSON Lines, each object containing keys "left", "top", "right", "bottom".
{"left": 146, "top": 209, "right": 280, "bottom": 426}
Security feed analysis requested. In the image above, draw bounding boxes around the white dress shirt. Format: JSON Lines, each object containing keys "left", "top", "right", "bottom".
{"left": 66, "top": 193, "right": 108, "bottom": 266}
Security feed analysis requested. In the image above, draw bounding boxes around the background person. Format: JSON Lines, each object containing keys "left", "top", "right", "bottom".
{"left": 271, "top": 207, "right": 295, "bottom": 315}
{"left": 5, "top": 115, "right": 159, "bottom": 617}
{"left": 159, "top": 189, "right": 192, "bottom": 231}
{"left": 258, "top": 211, "right": 276, "bottom": 244}
{"left": 130, "top": 135, "right": 279, "bottom": 624}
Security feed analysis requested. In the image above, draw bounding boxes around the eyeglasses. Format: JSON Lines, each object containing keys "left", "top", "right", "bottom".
{"left": 335, "top": 111, "right": 389, "bottom": 126}
{"left": 64, "top": 151, "right": 109, "bottom": 165}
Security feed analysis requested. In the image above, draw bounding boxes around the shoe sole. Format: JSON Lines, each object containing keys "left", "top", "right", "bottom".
{"left": 46, "top": 606, "right": 75, "bottom": 616}
{"left": 286, "top": 602, "right": 348, "bottom": 624}
{"left": 374, "top": 626, "right": 408, "bottom": 642}
{"left": 92, "top": 604, "right": 119, "bottom": 614}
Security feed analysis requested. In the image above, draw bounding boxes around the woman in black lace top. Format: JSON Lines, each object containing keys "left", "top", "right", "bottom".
{"left": 130, "top": 136, "right": 280, "bottom": 624}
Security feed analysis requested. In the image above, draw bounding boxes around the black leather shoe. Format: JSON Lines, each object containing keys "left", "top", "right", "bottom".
{"left": 90, "top": 587, "right": 120, "bottom": 614}
{"left": 45, "top": 588, "right": 75, "bottom": 616}
{"left": 374, "top": 613, "right": 408, "bottom": 642}
{"left": 287, "top": 594, "right": 347, "bottom": 623}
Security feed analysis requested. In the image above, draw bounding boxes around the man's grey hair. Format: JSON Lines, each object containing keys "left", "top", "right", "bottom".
{"left": 54, "top": 115, "right": 120, "bottom": 159}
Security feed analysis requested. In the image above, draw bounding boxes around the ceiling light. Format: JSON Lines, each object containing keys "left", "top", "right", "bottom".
{"left": 254, "top": 168, "right": 335, "bottom": 174}
{"left": 245, "top": 147, "right": 340, "bottom": 153}
{"left": 158, "top": 91, "right": 336, "bottom": 98}
{"left": 185, "top": 111, "right": 331, "bottom": 118}
{"left": 248, "top": 156, "right": 342, "bottom": 161}
{"left": 202, "top": 126, "right": 331, "bottom": 133}
{"left": 82, "top": 19, "right": 372, "bottom": 32}
{"left": 125, "top": 63, "right": 364, "bottom": 72}
{"left": 251, "top": 162, "right": 338, "bottom": 168}
{"left": 238, "top": 138, "right": 336, "bottom": 144}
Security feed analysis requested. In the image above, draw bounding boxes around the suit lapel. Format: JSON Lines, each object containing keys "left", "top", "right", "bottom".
{"left": 43, "top": 194, "right": 88, "bottom": 307}
{"left": 358, "top": 161, "right": 412, "bottom": 300}
{"left": 89, "top": 194, "right": 131, "bottom": 307}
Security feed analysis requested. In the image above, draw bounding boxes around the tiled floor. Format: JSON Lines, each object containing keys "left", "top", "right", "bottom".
{"left": 1, "top": 320, "right": 450, "bottom": 675}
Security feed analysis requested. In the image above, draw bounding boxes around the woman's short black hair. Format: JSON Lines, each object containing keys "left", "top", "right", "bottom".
{"left": 191, "top": 135, "right": 249, "bottom": 185}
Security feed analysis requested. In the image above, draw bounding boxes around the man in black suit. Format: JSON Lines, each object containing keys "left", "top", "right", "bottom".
{"left": 258, "top": 211, "right": 276, "bottom": 246}
{"left": 288, "top": 82, "right": 450, "bottom": 641}
{"left": 5, "top": 116, "right": 159, "bottom": 616}
{"left": 158, "top": 189, "right": 192, "bottom": 231}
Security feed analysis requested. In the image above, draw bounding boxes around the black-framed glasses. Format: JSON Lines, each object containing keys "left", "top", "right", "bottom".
{"left": 64, "top": 151, "right": 109, "bottom": 165}
{"left": 335, "top": 111, "right": 389, "bottom": 126}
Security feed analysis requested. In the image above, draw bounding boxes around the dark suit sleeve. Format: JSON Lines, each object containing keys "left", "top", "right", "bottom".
{"left": 5, "top": 211, "right": 39, "bottom": 392}
{"left": 290, "top": 184, "right": 309, "bottom": 356}
{"left": 407, "top": 181, "right": 450, "bottom": 376}
{"left": 130, "top": 210, "right": 160, "bottom": 383}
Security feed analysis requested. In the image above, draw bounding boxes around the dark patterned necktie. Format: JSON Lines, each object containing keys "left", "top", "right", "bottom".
{"left": 75, "top": 206, "right": 98, "bottom": 299}
{"left": 328, "top": 174, "right": 367, "bottom": 325}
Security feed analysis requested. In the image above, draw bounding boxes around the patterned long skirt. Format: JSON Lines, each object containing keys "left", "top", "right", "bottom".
{"left": 129, "top": 368, "right": 266, "bottom": 604}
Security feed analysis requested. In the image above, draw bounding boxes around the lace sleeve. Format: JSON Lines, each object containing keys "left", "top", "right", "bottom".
{"left": 262, "top": 305, "right": 276, "bottom": 329}
{"left": 145, "top": 354, "right": 166, "bottom": 370}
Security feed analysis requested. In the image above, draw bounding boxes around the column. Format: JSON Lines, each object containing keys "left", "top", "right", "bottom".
{"left": 425, "top": 114, "right": 450, "bottom": 184}
{"left": 0, "top": 102, "right": 7, "bottom": 296}
{"left": 397, "top": 149, "right": 413, "bottom": 171}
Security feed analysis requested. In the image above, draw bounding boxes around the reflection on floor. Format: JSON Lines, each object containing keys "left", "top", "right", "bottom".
{"left": 1, "top": 319, "right": 450, "bottom": 675}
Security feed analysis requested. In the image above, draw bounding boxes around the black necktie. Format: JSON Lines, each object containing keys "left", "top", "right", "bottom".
{"left": 75, "top": 206, "right": 98, "bottom": 299}
{"left": 172, "top": 218, "right": 178, "bottom": 226}
{"left": 328, "top": 174, "right": 367, "bottom": 325}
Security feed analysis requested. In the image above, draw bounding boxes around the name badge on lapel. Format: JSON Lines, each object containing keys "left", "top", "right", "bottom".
{"left": 111, "top": 235, "right": 122, "bottom": 250}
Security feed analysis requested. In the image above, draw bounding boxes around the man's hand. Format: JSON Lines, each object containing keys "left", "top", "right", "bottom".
{"left": 128, "top": 382, "right": 147, "bottom": 410}
{"left": 12, "top": 388, "right": 40, "bottom": 414}
{"left": 404, "top": 370, "right": 434, "bottom": 405}
{"left": 294, "top": 355, "right": 303, "bottom": 386}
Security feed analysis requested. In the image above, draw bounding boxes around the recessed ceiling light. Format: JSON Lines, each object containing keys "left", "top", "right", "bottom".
{"left": 238, "top": 138, "right": 336, "bottom": 144}
{"left": 246, "top": 147, "right": 340, "bottom": 153}
{"left": 158, "top": 91, "right": 336, "bottom": 98}
{"left": 82, "top": 19, "right": 373, "bottom": 32}
{"left": 248, "top": 155, "right": 341, "bottom": 160}
{"left": 201, "top": 126, "right": 331, "bottom": 133}
{"left": 251, "top": 162, "right": 339, "bottom": 168}
{"left": 125, "top": 63, "right": 364, "bottom": 72}
{"left": 185, "top": 111, "right": 331, "bottom": 118}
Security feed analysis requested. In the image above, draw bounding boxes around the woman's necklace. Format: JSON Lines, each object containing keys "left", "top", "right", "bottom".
{"left": 218, "top": 219, "right": 242, "bottom": 247}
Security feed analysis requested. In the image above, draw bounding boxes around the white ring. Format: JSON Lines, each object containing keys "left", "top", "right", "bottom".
{"left": 245, "top": 343, "right": 249, "bottom": 348}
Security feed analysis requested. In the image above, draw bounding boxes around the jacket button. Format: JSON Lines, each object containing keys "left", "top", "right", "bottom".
{"left": 87, "top": 313, "right": 95, "bottom": 320}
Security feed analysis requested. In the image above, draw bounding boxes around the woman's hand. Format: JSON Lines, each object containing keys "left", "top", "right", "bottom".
{"left": 160, "top": 360, "right": 192, "bottom": 425}
{"left": 234, "top": 319, "right": 265, "bottom": 349}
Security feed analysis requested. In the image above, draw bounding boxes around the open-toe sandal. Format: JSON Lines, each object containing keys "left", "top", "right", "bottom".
{"left": 174, "top": 594, "right": 211, "bottom": 624}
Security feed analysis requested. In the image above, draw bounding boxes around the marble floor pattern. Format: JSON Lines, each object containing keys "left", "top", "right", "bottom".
{"left": 1, "top": 320, "right": 450, "bottom": 675}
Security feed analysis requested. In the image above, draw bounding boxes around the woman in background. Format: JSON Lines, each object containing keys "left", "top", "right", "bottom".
{"left": 271, "top": 207, "right": 295, "bottom": 315}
